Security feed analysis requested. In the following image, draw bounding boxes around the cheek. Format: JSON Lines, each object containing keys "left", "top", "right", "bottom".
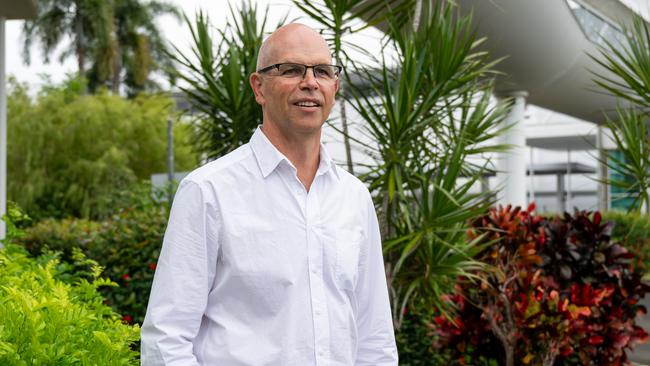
{"left": 324, "top": 92, "right": 338, "bottom": 112}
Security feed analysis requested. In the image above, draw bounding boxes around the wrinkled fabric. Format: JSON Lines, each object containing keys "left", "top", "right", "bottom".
{"left": 141, "top": 127, "right": 397, "bottom": 366}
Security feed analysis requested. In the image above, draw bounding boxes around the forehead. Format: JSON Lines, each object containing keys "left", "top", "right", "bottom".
{"left": 266, "top": 31, "right": 332, "bottom": 65}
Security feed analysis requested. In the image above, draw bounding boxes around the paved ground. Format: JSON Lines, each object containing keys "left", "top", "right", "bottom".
{"left": 629, "top": 296, "right": 650, "bottom": 365}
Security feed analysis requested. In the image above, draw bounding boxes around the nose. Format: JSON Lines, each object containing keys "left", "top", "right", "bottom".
{"left": 299, "top": 67, "right": 319, "bottom": 90}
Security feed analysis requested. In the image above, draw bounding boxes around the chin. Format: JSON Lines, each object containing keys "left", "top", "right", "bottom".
{"left": 291, "top": 118, "right": 325, "bottom": 133}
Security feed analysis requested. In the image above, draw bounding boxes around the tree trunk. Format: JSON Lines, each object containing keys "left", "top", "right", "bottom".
{"left": 381, "top": 192, "right": 400, "bottom": 328}
{"left": 75, "top": 14, "right": 85, "bottom": 78}
{"left": 336, "top": 53, "right": 354, "bottom": 174}
{"left": 339, "top": 91, "right": 354, "bottom": 174}
{"left": 542, "top": 346, "right": 558, "bottom": 366}
{"left": 111, "top": 48, "right": 122, "bottom": 94}
{"left": 487, "top": 296, "right": 516, "bottom": 366}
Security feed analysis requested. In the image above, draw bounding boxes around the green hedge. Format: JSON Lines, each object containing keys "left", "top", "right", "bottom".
{"left": 603, "top": 210, "right": 650, "bottom": 271}
{"left": 19, "top": 187, "right": 167, "bottom": 325}
{"left": 8, "top": 78, "right": 198, "bottom": 220}
{"left": 0, "top": 217, "right": 139, "bottom": 366}
{"left": 396, "top": 298, "right": 450, "bottom": 365}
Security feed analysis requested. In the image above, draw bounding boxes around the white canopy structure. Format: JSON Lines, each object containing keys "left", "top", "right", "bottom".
{"left": 364, "top": 0, "right": 646, "bottom": 210}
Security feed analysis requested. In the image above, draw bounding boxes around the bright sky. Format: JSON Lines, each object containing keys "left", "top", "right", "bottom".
{"left": 6, "top": 0, "right": 385, "bottom": 92}
{"left": 620, "top": 0, "right": 650, "bottom": 20}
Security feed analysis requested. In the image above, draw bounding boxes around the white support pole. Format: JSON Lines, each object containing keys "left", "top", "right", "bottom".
{"left": 0, "top": 17, "right": 6, "bottom": 244}
{"left": 567, "top": 149, "right": 572, "bottom": 210}
{"left": 529, "top": 147, "right": 535, "bottom": 204}
{"left": 496, "top": 91, "right": 528, "bottom": 207}
{"left": 557, "top": 173, "right": 566, "bottom": 213}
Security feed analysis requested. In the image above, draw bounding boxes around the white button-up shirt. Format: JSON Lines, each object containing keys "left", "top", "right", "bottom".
{"left": 141, "top": 128, "right": 397, "bottom": 365}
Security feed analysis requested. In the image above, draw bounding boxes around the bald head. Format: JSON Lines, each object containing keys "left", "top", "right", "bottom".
{"left": 256, "top": 23, "right": 331, "bottom": 71}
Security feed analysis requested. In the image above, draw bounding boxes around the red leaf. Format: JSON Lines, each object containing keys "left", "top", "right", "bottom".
{"left": 588, "top": 335, "right": 604, "bottom": 345}
{"left": 594, "top": 211, "right": 602, "bottom": 225}
{"left": 527, "top": 202, "right": 536, "bottom": 213}
{"left": 560, "top": 345, "right": 574, "bottom": 357}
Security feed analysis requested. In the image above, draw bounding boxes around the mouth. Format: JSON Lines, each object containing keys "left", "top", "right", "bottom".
{"left": 293, "top": 99, "right": 321, "bottom": 108}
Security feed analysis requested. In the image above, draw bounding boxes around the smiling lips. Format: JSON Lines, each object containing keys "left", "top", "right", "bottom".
{"left": 293, "top": 99, "right": 321, "bottom": 109}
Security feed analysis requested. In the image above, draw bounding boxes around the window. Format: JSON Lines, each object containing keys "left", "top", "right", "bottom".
{"left": 566, "top": 0, "right": 628, "bottom": 50}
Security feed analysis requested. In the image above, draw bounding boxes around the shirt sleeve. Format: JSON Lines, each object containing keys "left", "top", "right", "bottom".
{"left": 141, "top": 179, "right": 220, "bottom": 365}
{"left": 354, "top": 192, "right": 398, "bottom": 365}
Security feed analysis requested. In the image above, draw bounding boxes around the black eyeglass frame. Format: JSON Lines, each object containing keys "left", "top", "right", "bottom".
{"left": 257, "top": 63, "right": 344, "bottom": 80}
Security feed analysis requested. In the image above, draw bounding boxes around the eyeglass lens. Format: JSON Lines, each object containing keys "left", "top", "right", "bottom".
{"left": 276, "top": 64, "right": 340, "bottom": 80}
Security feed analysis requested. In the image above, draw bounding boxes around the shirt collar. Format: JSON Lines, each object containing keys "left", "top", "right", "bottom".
{"left": 250, "top": 126, "right": 340, "bottom": 181}
{"left": 316, "top": 140, "right": 340, "bottom": 180}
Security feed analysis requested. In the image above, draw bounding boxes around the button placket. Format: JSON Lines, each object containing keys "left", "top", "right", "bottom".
{"left": 305, "top": 180, "right": 329, "bottom": 364}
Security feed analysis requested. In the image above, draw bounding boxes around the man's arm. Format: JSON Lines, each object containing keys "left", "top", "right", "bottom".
{"left": 354, "top": 192, "right": 398, "bottom": 365}
{"left": 141, "top": 179, "right": 219, "bottom": 365}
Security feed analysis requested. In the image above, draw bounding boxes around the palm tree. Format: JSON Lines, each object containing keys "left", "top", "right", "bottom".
{"left": 292, "top": 0, "right": 416, "bottom": 174}
{"left": 105, "top": 0, "right": 180, "bottom": 95}
{"left": 24, "top": 0, "right": 179, "bottom": 96}
{"left": 168, "top": 1, "right": 285, "bottom": 161}
{"left": 22, "top": 0, "right": 114, "bottom": 79}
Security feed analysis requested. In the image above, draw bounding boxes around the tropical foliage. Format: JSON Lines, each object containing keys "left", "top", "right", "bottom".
{"left": 592, "top": 15, "right": 650, "bottom": 214}
{"left": 23, "top": 0, "right": 179, "bottom": 95}
{"left": 0, "top": 207, "right": 139, "bottom": 364}
{"left": 95, "top": 0, "right": 181, "bottom": 94}
{"left": 341, "top": 1, "right": 509, "bottom": 326}
{"left": 18, "top": 184, "right": 168, "bottom": 325}
{"left": 168, "top": 1, "right": 284, "bottom": 161}
{"left": 603, "top": 210, "right": 650, "bottom": 272}
{"left": 7, "top": 78, "right": 197, "bottom": 219}
{"left": 431, "top": 205, "right": 650, "bottom": 365}
{"left": 395, "top": 297, "right": 451, "bottom": 365}
{"left": 22, "top": 0, "right": 112, "bottom": 76}
{"left": 290, "top": 0, "right": 414, "bottom": 173}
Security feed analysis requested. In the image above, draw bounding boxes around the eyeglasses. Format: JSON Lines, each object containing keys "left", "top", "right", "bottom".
{"left": 257, "top": 63, "right": 343, "bottom": 82}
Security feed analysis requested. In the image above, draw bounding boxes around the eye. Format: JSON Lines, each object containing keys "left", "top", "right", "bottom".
{"left": 315, "top": 66, "right": 334, "bottom": 78}
{"left": 278, "top": 64, "right": 304, "bottom": 77}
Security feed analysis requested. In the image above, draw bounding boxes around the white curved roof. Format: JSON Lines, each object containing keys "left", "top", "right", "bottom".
{"left": 457, "top": 0, "right": 640, "bottom": 124}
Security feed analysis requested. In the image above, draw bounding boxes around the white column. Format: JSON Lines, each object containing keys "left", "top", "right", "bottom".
{"left": 496, "top": 91, "right": 528, "bottom": 207}
{"left": 567, "top": 149, "right": 572, "bottom": 209}
{"left": 529, "top": 147, "right": 535, "bottom": 203}
{"left": 557, "top": 173, "right": 566, "bottom": 212}
{"left": 0, "top": 18, "right": 6, "bottom": 243}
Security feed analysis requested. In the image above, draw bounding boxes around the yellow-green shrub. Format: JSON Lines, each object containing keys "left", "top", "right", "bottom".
{"left": 18, "top": 186, "right": 168, "bottom": 325}
{"left": 0, "top": 244, "right": 139, "bottom": 364}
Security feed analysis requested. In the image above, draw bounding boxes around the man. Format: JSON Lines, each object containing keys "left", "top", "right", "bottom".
{"left": 141, "top": 23, "right": 397, "bottom": 365}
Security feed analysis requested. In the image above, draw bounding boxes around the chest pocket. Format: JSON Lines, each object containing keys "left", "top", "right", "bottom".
{"left": 333, "top": 228, "right": 364, "bottom": 290}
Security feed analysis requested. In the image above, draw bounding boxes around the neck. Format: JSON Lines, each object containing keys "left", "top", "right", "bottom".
{"left": 260, "top": 123, "right": 321, "bottom": 191}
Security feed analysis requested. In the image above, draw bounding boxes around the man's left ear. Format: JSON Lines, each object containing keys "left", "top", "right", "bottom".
{"left": 335, "top": 79, "right": 340, "bottom": 95}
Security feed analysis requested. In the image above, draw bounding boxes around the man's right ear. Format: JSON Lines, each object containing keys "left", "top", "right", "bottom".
{"left": 249, "top": 73, "right": 265, "bottom": 106}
